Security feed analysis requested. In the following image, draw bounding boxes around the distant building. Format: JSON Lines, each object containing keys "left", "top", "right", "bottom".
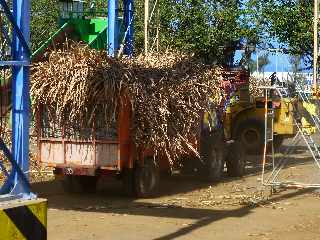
{"left": 251, "top": 71, "right": 314, "bottom": 93}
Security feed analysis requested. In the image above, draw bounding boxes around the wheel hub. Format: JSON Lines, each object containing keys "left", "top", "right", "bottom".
{"left": 243, "top": 128, "right": 260, "bottom": 145}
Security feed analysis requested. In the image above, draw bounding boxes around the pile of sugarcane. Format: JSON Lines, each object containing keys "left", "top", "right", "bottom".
{"left": 31, "top": 43, "right": 222, "bottom": 163}
{"left": 0, "top": 123, "right": 53, "bottom": 184}
{"left": 249, "top": 76, "right": 271, "bottom": 97}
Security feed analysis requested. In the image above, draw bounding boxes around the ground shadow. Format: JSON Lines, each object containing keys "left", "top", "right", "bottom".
{"left": 31, "top": 179, "right": 314, "bottom": 240}
{"left": 30, "top": 142, "right": 316, "bottom": 200}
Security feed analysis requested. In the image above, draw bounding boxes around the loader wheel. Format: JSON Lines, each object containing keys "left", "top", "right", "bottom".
{"left": 235, "top": 119, "right": 264, "bottom": 154}
{"left": 61, "top": 175, "right": 98, "bottom": 193}
{"left": 203, "top": 147, "right": 224, "bottom": 181}
{"left": 226, "top": 141, "right": 246, "bottom": 177}
{"left": 200, "top": 130, "right": 225, "bottom": 181}
{"left": 273, "top": 135, "right": 285, "bottom": 152}
{"left": 134, "top": 158, "right": 160, "bottom": 198}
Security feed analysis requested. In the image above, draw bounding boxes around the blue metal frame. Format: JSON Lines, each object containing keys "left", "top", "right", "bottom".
{"left": 108, "top": 0, "right": 119, "bottom": 57}
{"left": 0, "top": 0, "right": 133, "bottom": 198}
{"left": 0, "top": 60, "right": 29, "bottom": 66}
{"left": 123, "top": 0, "right": 134, "bottom": 56}
{"left": 0, "top": 138, "right": 30, "bottom": 195}
{"left": 0, "top": 0, "right": 30, "bottom": 56}
{"left": 108, "top": 0, "right": 134, "bottom": 57}
{"left": 0, "top": 0, "right": 32, "bottom": 199}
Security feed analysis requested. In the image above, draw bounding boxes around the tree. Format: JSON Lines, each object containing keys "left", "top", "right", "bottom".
{"left": 30, "top": 0, "right": 59, "bottom": 51}
{"left": 134, "top": 0, "right": 264, "bottom": 65}
{"left": 29, "top": 0, "right": 266, "bottom": 65}
{"left": 262, "top": 0, "right": 314, "bottom": 66}
{"left": 249, "top": 52, "right": 270, "bottom": 74}
{"left": 289, "top": 55, "right": 302, "bottom": 75}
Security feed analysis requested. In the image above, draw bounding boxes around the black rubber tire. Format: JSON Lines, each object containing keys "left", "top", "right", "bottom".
{"left": 61, "top": 175, "right": 98, "bottom": 193}
{"left": 61, "top": 175, "right": 75, "bottom": 193}
{"left": 273, "top": 135, "right": 285, "bottom": 152}
{"left": 226, "top": 141, "right": 246, "bottom": 177}
{"left": 134, "top": 158, "right": 160, "bottom": 198}
{"left": 75, "top": 176, "right": 98, "bottom": 193}
{"left": 180, "top": 156, "right": 199, "bottom": 175}
{"left": 200, "top": 130, "right": 225, "bottom": 181}
{"left": 235, "top": 118, "right": 264, "bottom": 155}
{"left": 121, "top": 168, "right": 135, "bottom": 197}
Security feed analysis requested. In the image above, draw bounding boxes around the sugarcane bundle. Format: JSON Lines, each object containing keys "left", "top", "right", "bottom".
{"left": 31, "top": 43, "right": 222, "bottom": 163}
{"left": 0, "top": 122, "right": 52, "bottom": 184}
{"left": 249, "top": 76, "right": 271, "bottom": 97}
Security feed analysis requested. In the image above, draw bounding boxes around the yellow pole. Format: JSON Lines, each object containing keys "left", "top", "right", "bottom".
{"left": 314, "top": 0, "right": 318, "bottom": 91}
{"left": 261, "top": 89, "right": 268, "bottom": 185}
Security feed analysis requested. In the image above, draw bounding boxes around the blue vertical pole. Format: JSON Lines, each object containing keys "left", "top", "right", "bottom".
{"left": 123, "top": 0, "right": 134, "bottom": 56}
{"left": 108, "top": 0, "right": 119, "bottom": 57}
{"left": 11, "top": 0, "right": 31, "bottom": 196}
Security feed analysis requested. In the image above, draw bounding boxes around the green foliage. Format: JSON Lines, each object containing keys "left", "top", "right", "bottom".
{"left": 133, "top": 0, "right": 265, "bottom": 65}
{"left": 29, "top": 0, "right": 266, "bottom": 65}
{"left": 164, "top": 0, "right": 242, "bottom": 65}
{"left": 262, "top": 0, "right": 313, "bottom": 64}
{"left": 30, "top": 0, "right": 59, "bottom": 51}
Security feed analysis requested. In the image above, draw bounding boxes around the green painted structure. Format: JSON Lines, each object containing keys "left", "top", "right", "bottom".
{"left": 31, "top": 17, "right": 123, "bottom": 61}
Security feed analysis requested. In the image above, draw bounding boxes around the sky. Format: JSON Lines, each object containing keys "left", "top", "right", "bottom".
{"left": 234, "top": 49, "right": 311, "bottom": 73}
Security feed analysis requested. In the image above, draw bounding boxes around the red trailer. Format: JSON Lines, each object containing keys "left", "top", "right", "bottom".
{"left": 36, "top": 96, "right": 176, "bottom": 197}
{"left": 36, "top": 92, "right": 241, "bottom": 197}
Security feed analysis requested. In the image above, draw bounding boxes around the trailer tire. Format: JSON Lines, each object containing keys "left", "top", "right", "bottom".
{"left": 134, "top": 158, "right": 160, "bottom": 198}
{"left": 226, "top": 141, "right": 246, "bottom": 177}
{"left": 61, "top": 175, "right": 75, "bottom": 193}
{"left": 61, "top": 175, "right": 98, "bottom": 193}
{"left": 235, "top": 118, "right": 264, "bottom": 154}
{"left": 122, "top": 168, "right": 135, "bottom": 197}
{"left": 75, "top": 176, "right": 98, "bottom": 193}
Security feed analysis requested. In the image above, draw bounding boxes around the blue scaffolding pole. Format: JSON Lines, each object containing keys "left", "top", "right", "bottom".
{"left": 108, "top": 0, "right": 119, "bottom": 57}
{"left": 0, "top": 0, "right": 32, "bottom": 199}
{"left": 108, "top": 0, "right": 134, "bottom": 57}
{"left": 123, "top": 0, "right": 134, "bottom": 56}
{"left": 11, "top": 0, "right": 31, "bottom": 196}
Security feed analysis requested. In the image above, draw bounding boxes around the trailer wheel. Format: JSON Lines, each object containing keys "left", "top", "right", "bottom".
{"left": 121, "top": 168, "right": 135, "bottom": 197}
{"left": 134, "top": 158, "right": 160, "bottom": 198}
{"left": 75, "top": 176, "right": 98, "bottom": 193}
{"left": 61, "top": 175, "right": 75, "bottom": 193}
{"left": 235, "top": 118, "right": 264, "bottom": 154}
{"left": 226, "top": 141, "right": 246, "bottom": 177}
{"left": 61, "top": 175, "right": 98, "bottom": 193}
{"left": 200, "top": 130, "right": 225, "bottom": 181}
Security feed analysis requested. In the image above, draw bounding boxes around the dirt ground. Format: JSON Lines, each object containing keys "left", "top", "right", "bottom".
{"left": 32, "top": 141, "right": 320, "bottom": 240}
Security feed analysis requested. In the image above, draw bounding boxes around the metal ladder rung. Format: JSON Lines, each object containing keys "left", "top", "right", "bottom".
{"left": 262, "top": 82, "right": 320, "bottom": 190}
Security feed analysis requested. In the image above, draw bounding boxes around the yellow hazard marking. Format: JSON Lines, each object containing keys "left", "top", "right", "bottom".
{"left": 303, "top": 102, "right": 317, "bottom": 116}
{"left": 0, "top": 210, "right": 25, "bottom": 240}
{"left": 0, "top": 199, "right": 47, "bottom": 240}
{"left": 27, "top": 201, "right": 47, "bottom": 227}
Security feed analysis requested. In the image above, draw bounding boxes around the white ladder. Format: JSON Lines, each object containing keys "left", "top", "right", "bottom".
{"left": 261, "top": 85, "right": 320, "bottom": 189}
